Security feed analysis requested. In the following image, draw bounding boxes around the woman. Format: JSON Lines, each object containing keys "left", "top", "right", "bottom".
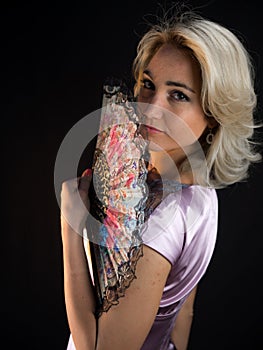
{"left": 60, "top": 7, "right": 261, "bottom": 350}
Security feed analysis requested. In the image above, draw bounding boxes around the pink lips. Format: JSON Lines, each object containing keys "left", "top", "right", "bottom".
{"left": 143, "top": 125, "right": 163, "bottom": 134}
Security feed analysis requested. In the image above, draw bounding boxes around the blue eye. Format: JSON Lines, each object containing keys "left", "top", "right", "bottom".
{"left": 141, "top": 79, "right": 155, "bottom": 90}
{"left": 171, "top": 90, "right": 189, "bottom": 102}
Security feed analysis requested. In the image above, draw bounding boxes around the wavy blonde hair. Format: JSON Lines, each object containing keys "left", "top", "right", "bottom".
{"left": 132, "top": 10, "right": 262, "bottom": 188}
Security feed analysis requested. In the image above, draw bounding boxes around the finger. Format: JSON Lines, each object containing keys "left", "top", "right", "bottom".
{"left": 61, "top": 177, "right": 79, "bottom": 194}
{"left": 82, "top": 168, "right": 92, "bottom": 177}
{"left": 78, "top": 171, "right": 92, "bottom": 192}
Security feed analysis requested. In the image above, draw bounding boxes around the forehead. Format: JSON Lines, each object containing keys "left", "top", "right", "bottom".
{"left": 146, "top": 44, "right": 201, "bottom": 86}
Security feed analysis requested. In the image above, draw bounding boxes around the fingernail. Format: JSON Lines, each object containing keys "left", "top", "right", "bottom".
{"left": 82, "top": 168, "right": 92, "bottom": 177}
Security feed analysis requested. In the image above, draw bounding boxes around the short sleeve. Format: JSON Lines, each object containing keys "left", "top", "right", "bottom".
{"left": 141, "top": 185, "right": 218, "bottom": 267}
{"left": 141, "top": 189, "right": 186, "bottom": 265}
{"left": 141, "top": 185, "right": 218, "bottom": 305}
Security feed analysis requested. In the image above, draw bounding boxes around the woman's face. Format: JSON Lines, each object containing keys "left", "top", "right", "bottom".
{"left": 137, "top": 44, "right": 212, "bottom": 154}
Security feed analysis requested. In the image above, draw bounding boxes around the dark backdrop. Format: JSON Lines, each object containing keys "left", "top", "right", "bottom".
{"left": 2, "top": 1, "right": 263, "bottom": 349}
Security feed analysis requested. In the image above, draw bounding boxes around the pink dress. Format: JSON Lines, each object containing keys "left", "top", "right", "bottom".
{"left": 67, "top": 184, "right": 218, "bottom": 349}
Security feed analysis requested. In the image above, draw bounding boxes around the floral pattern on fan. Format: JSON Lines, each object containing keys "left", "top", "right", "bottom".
{"left": 87, "top": 78, "right": 149, "bottom": 316}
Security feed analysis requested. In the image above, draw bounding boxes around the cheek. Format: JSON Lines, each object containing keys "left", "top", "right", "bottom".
{"left": 191, "top": 116, "right": 208, "bottom": 138}
{"left": 137, "top": 88, "right": 152, "bottom": 102}
{"left": 136, "top": 94, "right": 150, "bottom": 115}
{"left": 167, "top": 113, "right": 207, "bottom": 146}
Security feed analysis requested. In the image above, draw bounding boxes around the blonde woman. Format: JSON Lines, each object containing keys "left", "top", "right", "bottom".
{"left": 60, "top": 7, "right": 261, "bottom": 350}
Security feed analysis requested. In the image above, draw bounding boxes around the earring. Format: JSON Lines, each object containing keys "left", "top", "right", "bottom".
{"left": 206, "top": 128, "right": 214, "bottom": 145}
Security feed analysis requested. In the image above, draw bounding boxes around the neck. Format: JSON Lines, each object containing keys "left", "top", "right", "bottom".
{"left": 148, "top": 150, "right": 193, "bottom": 184}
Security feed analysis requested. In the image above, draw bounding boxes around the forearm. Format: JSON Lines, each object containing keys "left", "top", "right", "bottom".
{"left": 62, "top": 224, "right": 97, "bottom": 350}
{"left": 171, "top": 307, "right": 194, "bottom": 350}
{"left": 171, "top": 286, "right": 197, "bottom": 350}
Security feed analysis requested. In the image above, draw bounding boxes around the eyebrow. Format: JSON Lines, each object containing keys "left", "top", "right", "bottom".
{"left": 143, "top": 69, "right": 196, "bottom": 94}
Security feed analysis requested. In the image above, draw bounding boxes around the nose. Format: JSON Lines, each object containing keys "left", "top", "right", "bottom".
{"left": 144, "top": 104, "right": 164, "bottom": 120}
{"left": 140, "top": 95, "right": 166, "bottom": 121}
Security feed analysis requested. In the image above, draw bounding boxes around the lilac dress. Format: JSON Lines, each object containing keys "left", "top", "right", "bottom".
{"left": 67, "top": 184, "right": 218, "bottom": 350}
{"left": 140, "top": 184, "right": 218, "bottom": 349}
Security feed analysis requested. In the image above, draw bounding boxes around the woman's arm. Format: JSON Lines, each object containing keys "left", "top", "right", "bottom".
{"left": 61, "top": 175, "right": 97, "bottom": 350}
{"left": 61, "top": 174, "right": 171, "bottom": 350}
{"left": 171, "top": 285, "right": 198, "bottom": 350}
{"left": 62, "top": 221, "right": 97, "bottom": 350}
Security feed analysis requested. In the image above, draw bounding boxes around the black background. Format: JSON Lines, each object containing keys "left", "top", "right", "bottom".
{"left": 2, "top": 1, "right": 263, "bottom": 349}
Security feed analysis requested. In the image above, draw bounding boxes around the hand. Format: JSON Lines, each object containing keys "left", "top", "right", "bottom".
{"left": 60, "top": 169, "right": 92, "bottom": 237}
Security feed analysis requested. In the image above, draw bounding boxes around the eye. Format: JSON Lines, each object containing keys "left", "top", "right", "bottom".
{"left": 140, "top": 78, "right": 155, "bottom": 90}
{"left": 170, "top": 90, "right": 190, "bottom": 102}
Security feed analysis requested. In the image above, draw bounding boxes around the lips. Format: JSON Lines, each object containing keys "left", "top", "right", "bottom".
{"left": 143, "top": 124, "right": 164, "bottom": 134}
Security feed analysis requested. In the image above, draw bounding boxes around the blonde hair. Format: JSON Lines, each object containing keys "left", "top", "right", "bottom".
{"left": 132, "top": 10, "right": 262, "bottom": 188}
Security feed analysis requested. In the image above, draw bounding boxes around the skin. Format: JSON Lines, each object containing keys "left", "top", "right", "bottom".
{"left": 61, "top": 44, "right": 213, "bottom": 349}
{"left": 137, "top": 43, "right": 216, "bottom": 183}
{"left": 171, "top": 285, "right": 198, "bottom": 350}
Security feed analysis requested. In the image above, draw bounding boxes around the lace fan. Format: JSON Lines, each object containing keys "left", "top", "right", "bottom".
{"left": 87, "top": 77, "right": 149, "bottom": 316}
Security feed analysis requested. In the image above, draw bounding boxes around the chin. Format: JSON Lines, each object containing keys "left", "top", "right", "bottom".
{"left": 147, "top": 140, "right": 180, "bottom": 153}
{"left": 147, "top": 141, "right": 165, "bottom": 152}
